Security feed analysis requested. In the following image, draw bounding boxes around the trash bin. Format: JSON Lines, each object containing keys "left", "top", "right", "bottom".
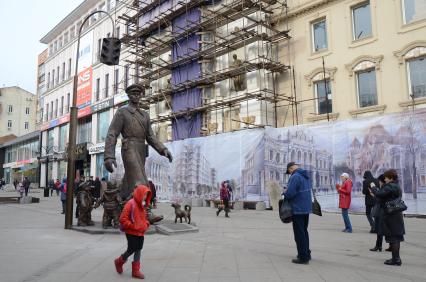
{"left": 44, "top": 187, "right": 50, "bottom": 197}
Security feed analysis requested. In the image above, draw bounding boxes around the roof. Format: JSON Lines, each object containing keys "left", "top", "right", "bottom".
{"left": 0, "top": 86, "right": 35, "bottom": 96}
{"left": 40, "top": 0, "right": 99, "bottom": 44}
{"left": 0, "top": 131, "right": 40, "bottom": 149}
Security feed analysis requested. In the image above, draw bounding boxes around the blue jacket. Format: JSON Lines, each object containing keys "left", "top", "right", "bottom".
{"left": 283, "top": 169, "right": 312, "bottom": 214}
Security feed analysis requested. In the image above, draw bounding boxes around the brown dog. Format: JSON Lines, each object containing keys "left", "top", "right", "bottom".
{"left": 171, "top": 203, "right": 191, "bottom": 224}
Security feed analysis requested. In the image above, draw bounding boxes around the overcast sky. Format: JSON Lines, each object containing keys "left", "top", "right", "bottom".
{"left": 0, "top": 0, "right": 83, "bottom": 94}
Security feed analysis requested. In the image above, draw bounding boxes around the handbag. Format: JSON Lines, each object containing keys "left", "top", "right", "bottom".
{"left": 384, "top": 197, "right": 407, "bottom": 215}
{"left": 278, "top": 198, "right": 292, "bottom": 223}
{"left": 312, "top": 196, "right": 322, "bottom": 216}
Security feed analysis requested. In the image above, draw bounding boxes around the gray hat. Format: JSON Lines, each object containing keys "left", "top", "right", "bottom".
{"left": 125, "top": 84, "right": 145, "bottom": 95}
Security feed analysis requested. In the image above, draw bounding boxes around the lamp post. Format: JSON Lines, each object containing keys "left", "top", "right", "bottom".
{"left": 37, "top": 145, "right": 59, "bottom": 197}
{"left": 65, "top": 11, "right": 116, "bottom": 229}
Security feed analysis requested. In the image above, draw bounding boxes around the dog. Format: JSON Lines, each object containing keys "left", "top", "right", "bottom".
{"left": 171, "top": 203, "right": 191, "bottom": 224}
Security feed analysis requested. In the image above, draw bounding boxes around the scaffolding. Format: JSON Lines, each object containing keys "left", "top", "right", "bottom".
{"left": 118, "top": 0, "right": 292, "bottom": 141}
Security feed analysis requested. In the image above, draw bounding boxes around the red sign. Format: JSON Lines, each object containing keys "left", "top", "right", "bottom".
{"left": 58, "top": 114, "right": 70, "bottom": 125}
{"left": 78, "top": 106, "right": 92, "bottom": 118}
{"left": 77, "top": 66, "right": 92, "bottom": 108}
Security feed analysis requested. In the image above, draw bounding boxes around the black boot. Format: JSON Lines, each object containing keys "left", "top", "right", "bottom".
{"left": 369, "top": 246, "right": 382, "bottom": 252}
{"left": 384, "top": 243, "right": 402, "bottom": 266}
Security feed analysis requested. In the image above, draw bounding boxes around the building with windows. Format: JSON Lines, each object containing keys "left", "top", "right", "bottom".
{"left": 276, "top": 0, "right": 426, "bottom": 125}
{"left": 37, "top": 0, "right": 426, "bottom": 185}
{"left": 0, "top": 131, "right": 40, "bottom": 185}
{"left": 0, "top": 86, "right": 37, "bottom": 137}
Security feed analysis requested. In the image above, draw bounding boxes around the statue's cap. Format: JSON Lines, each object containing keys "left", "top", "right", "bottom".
{"left": 125, "top": 84, "right": 145, "bottom": 95}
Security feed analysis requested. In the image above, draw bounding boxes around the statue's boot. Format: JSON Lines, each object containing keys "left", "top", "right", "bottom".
{"left": 148, "top": 213, "right": 164, "bottom": 224}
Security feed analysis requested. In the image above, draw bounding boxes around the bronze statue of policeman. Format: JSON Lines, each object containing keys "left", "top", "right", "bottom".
{"left": 104, "top": 84, "right": 172, "bottom": 199}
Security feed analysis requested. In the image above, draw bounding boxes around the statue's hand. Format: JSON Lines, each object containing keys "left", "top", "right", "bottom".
{"left": 163, "top": 149, "right": 173, "bottom": 163}
{"left": 104, "top": 159, "right": 117, "bottom": 173}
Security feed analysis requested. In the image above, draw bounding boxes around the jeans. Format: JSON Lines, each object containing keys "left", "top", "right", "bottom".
{"left": 366, "top": 205, "right": 375, "bottom": 229}
{"left": 341, "top": 208, "right": 352, "bottom": 232}
{"left": 292, "top": 214, "right": 310, "bottom": 261}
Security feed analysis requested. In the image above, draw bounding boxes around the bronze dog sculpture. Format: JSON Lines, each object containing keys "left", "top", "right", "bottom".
{"left": 171, "top": 203, "right": 191, "bottom": 224}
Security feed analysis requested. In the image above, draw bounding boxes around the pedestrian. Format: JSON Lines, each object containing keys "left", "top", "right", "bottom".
{"left": 283, "top": 162, "right": 312, "bottom": 264}
{"left": 94, "top": 177, "right": 101, "bottom": 201}
{"left": 49, "top": 179, "right": 55, "bottom": 196}
{"left": 217, "top": 181, "right": 230, "bottom": 218}
{"left": 18, "top": 181, "right": 24, "bottom": 197}
{"left": 362, "top": 171, "right": 379, "bottom": 233}
{"left": 114, "top": 185, "right": 151, "bottom": 279}
{"left": 55, "top": 178, "right": 61, "bottom": 196}
{"left": 13, "top": 179, "right": 18, "bottom": 190}
{"left": 100, "top": 177, "right": 108, "bottom": 198}
{"left": 23, "top": 177, "right": 31, "bottom": 197}
{"left": 370, "top": 169, "right": 405, "bottom": 266}
{"left": 369, "top": 174, "right": 391, "bottom": 252}
{"left": 148, "top": 179, "right": 157, "bottom": 208}
{"left": 336, "top": 173, "right": 353, "bottom": 233}
{"left": 60, "top": 178, "right": 67, "bottom": 214}
{"left": 0, "top": 178, "right": 4, "bottom": 190}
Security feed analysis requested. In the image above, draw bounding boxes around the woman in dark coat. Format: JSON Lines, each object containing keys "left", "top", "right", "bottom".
{"left": 371, "top": 169, "right": 405, "bottom": 266}
{"left": 369, "top": 174, "right": 390, "bottom": 252}
{"left": 362, "top": 171, "right": 378, "bottom": 233}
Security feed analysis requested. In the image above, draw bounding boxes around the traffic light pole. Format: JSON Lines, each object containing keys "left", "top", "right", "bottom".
{"left": 65, "top": 11, "right": 116, "bottom": 229}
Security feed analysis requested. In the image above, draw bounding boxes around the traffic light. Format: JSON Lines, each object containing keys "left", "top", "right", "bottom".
{"left": 100, "top": 37, "right": 121, "bottom": 66}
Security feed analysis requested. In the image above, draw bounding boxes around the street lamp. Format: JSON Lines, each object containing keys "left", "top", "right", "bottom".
{"left": 65, "top": 11, "right": 119, "bottom": 229}
{"left": 36, "top": 146, "right": 59, "bottom": 197}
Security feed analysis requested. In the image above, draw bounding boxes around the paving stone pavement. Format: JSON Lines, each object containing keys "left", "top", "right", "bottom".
{"left": 0, "top": 189, "right": 425, "bottom": 282}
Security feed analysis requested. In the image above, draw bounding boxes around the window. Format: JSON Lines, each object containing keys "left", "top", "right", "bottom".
{"left": 68, "top": 58, "right": 72, "bottom": 78}
{"left": 70, "top": 26, "right": 75, "bottom": 39}
{"left": 24, "top": 122, "right": 29, "bottom": 130}
{"left": 50, "top": 101, "right": 53, "bottom": 119}
{"left": 97, "top": 110, "right": 110, "bottom": 143}
{"left": 47, "top": 129, "right": 55, "bottom": 149}
{"left": 314, "top": 79, "right": 332, "bottom": 114}
{"left": 96, "top": 154, "right": 108, "bottom": 180}
{"left": 116, "top": 26, "right": 120, "bottom": 38}
{"left": 96, "top": 78, "right": 101, "bottom": 101}
{"left": 312, "top": 19, "right": 328, "bottom": 52}
{"left": 105, "top": 73, "right": 109, "bottom": 97}
{"left": 25, "top": 107, "right": 30, "bottom": 115}
{"left": 55, "top": 99, "right": 58, "bottom": 118}
{"left": 269, "top": 150, "right": 273, "bottom": 160}
{"left": 45, "top": 103, "right": 49, "bottom": 121}
{"left": 47, "top": 72, "right": 50, "bottom": 89}
{"left": 8, "top": 105, "right": 12, "bottom": 113}
{"left": 114, "top": 69, "right": 119, "bottom": 93}
{"left": 352, "top": 2, "right": 372, "bottom": 40}
{"left": 59, "top": 124, "right": 69, "bottom": 151}
{"left": 60, "top": 96, "right": 64, "bottom": 115}
{"left": 356, "top": 69, "right": 377, "bottom": 107}
{"left": 408, "top": 56, "right": 426, "bottom": 98}
{"left": 54, "top": 41, "right": 57, "bottom": 52}
{"left": 64, "top": 32, "right": 69, "bottom": 44}
{"left": 124, "top": 65, "right": 129, "bottom": 88}
{"left": 91, "top": 9, "right": 98, "bottom": 24}
{"left": 403, "top": 0, "right": 426, "bottom": 24}
{"left": 52, "top": 69, "right": 55, "bottom": 87}
{"left": 56, "top": 66, "right": 60, "bottom": 84}
{"left": 62, "top": 62, "right": 65, "bottom": 81}
{"left": 77, "top": 117, "right": 92, "bottom": 144}
{"left": 97, "top": 38, "right": 102, "bottom": 60}
{"left": 7, "top": 120, "right": 12, "bottom": 129}
{"left": 66, "top": 93, "right": 70, "bottom": 113}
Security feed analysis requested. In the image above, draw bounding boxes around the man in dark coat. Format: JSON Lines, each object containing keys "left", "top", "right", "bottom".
{"left": 283, "top": 162, "right": 312, "bottom": 264}
{"left": 23, "top": 177, "right": 31, "bottom": 196}
{"left": 104, "top": 84, "right": 172, "bottom": 199}
{"left": 362, "top": 171, "right": 379, "bottom": 233}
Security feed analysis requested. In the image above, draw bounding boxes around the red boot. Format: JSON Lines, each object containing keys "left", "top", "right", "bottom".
{"left": 114, "top": 256, "right": 126, "bottom": 274}
{"left": 132, "top": 261, "right": 145, "bottom": 279}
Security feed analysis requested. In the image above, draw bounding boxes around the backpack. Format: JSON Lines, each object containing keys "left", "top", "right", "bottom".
{"left": 119, "top": 199, "right": 135, "bottom": 232}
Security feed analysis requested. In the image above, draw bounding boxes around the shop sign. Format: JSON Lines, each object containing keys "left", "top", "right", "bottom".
{"left": 88, "top": 143, "right": 105, "bottom": 155}
{"left": 91, "top": 98, "right": 113, "bottom": 113}
{"left": 3, "top": 162, "right": 17, "bottom": 169}
{"left": 76, "top": 67, "right": 93, "bottom": 109}
{"left": 113, "top": 92, "right": 129, "bottom": 105}
{"left": 78, "top": 105, "right": 92, "bottom": 118}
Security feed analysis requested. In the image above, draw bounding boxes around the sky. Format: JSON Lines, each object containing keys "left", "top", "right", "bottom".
{"left": 0, "top": 0, "right": 83, "bottom": 94}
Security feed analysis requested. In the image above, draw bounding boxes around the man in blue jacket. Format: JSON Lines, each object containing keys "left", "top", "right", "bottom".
{"left": 283, "top": 162, "right": 312, "bottom": 264}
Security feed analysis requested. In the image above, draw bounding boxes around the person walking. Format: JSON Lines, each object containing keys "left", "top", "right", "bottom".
{"left": 336, "top": 173, "right": 353, "bottom": 233}
{"left": 100, "top": 177, "right": 108, "bottom": 198}
{"left": 94, "top": 177, "right": 101, "bottom": 201}
{"left": 148, "top": 179, "right": 157, "bottom": 208}
{"left": 18, "top": 181, "right": 24, "bottom": 197}
{"left": 362, "top": 171, "right": 379, "bottom": 233}
{"left": 370, "top": 169, "right": 405, "bottom": 266}
{"left": 49, "top": 179, "right": 55, "bottom": 196}
{"left": 23, "top": 177, "right": 31, "bottom": 197}
{"left": 283, "top": 162, "right": 312, "bottom": 264}
{"left": 55, "top": 178, "right": 61, "bottom": 196}
{"left": 13, "top": 179, "right": 18, "bottom": 190}
{"left": 217, "top": 181, "right": 230, "bottom": 218}
{"left": 60, "top": 178, "right": 67, "bottom": 214}
{"left": 114, "top": 185, "right": 151, "bottom": 279}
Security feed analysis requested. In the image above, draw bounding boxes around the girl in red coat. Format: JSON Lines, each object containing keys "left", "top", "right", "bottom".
{"left": 336, "top": 173, "right": 353, "bottom": 233}
{"left": 114, "top": 185, "right": 151, "bottom": 279}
